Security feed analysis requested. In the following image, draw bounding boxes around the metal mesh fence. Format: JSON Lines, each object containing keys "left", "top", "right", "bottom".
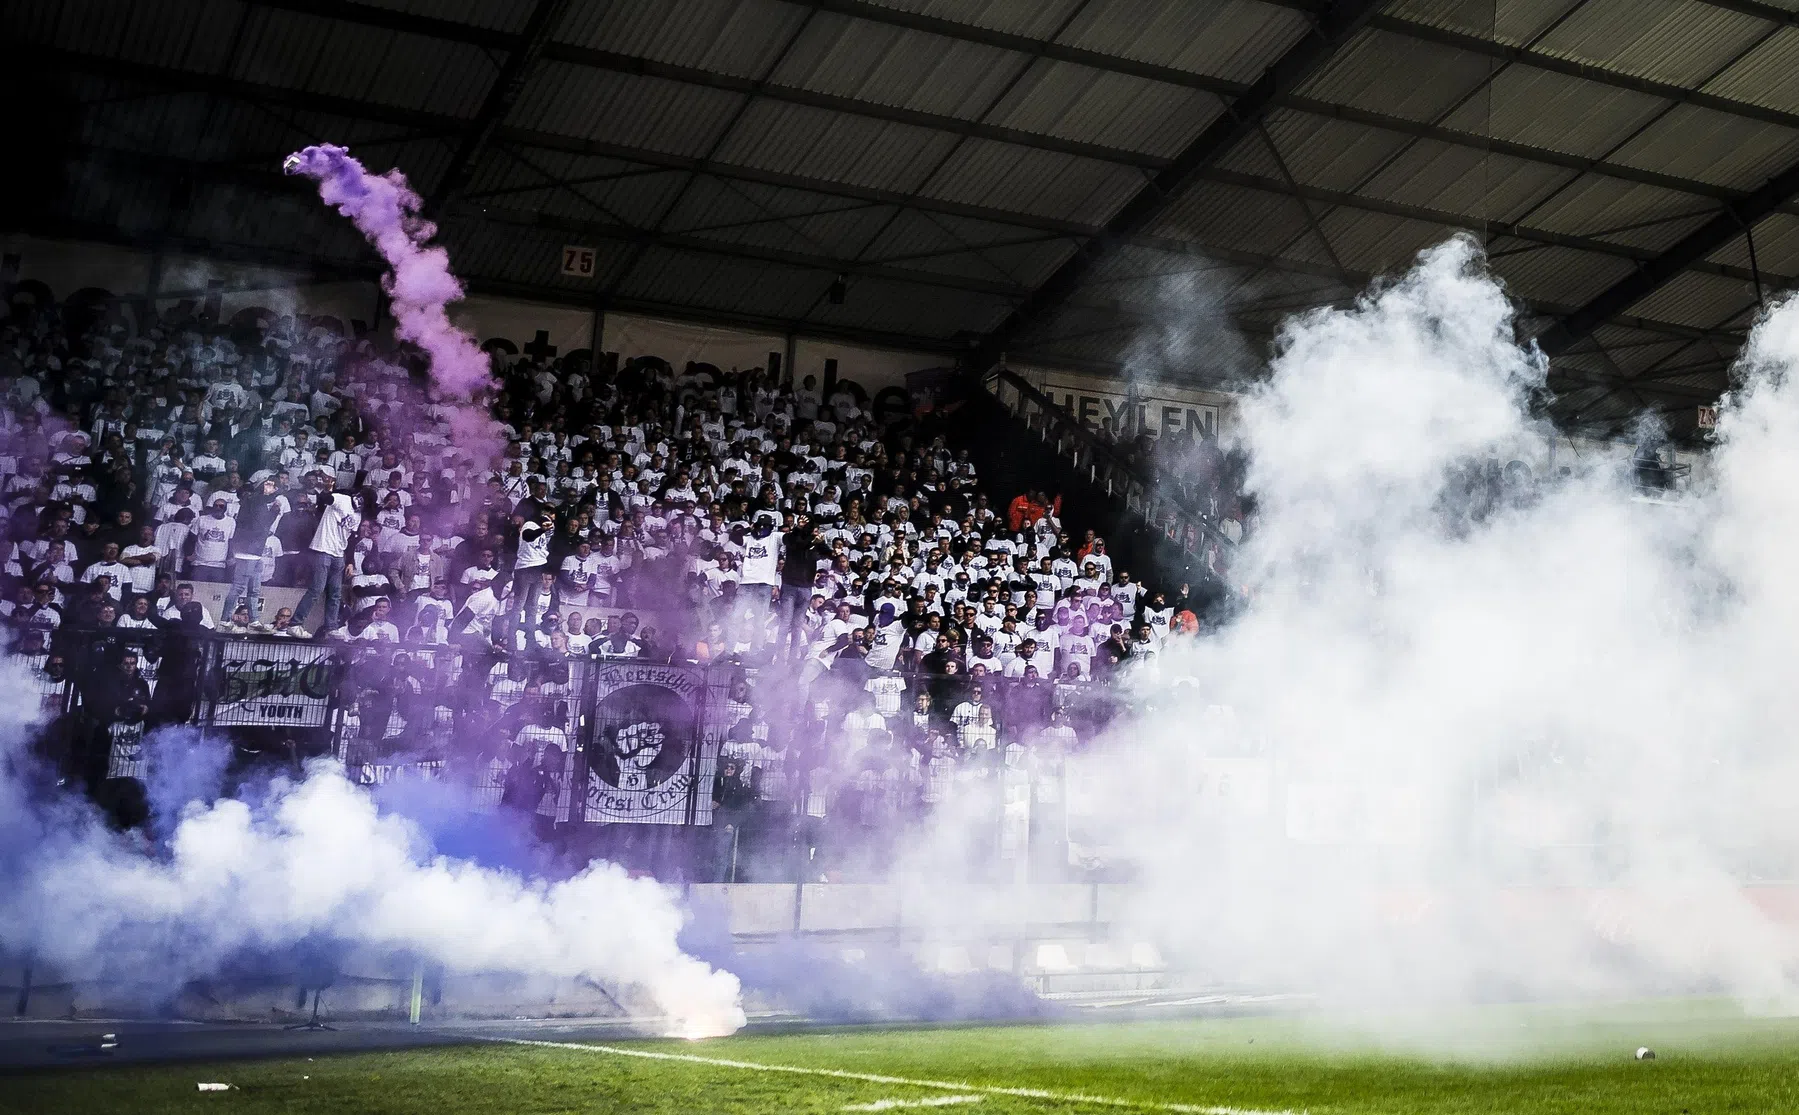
{"left": 7, "top": 624, "right": 1133, "bottom": 869}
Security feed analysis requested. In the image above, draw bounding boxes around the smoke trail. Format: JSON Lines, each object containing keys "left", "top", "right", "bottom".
{"left": 0, "top": 661, "right": 745, "bottom": 1036}
{"left": 281, "top": 144, "right": 500, "bottom": 458}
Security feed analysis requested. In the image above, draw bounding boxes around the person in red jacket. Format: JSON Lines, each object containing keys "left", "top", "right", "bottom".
{"left": 1007, "top": 492, "right": 1040, "bottom": 533}
{"left": 1007, "top": 490, "right": 1061, "bottom": 533}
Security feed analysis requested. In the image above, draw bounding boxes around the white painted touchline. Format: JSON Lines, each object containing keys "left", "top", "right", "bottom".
{"left": 843, "top": 1096, "right": 984, "bottom": 1111}
{"left": 500, "top": 1038, "right": 1301, "bottom": 1115}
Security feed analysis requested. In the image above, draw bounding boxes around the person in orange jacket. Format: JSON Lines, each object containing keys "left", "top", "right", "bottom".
{"left": 1008, "top": 490, "right": 1061, "bottom": 533}
{"left": 1007, "top": 491, "right": 1042, "bottom": 533}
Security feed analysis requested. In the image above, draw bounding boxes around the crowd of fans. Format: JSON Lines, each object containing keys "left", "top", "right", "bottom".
{"left": 0, "top": 284, "right": 1212, "bottom": 872}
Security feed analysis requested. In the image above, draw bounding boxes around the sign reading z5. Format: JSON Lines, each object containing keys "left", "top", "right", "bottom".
{"left": 220, "top": 658, "right": 339, "bottom": 704}
{"left": 562, "top": 245, "right": 597, "bottom": 278}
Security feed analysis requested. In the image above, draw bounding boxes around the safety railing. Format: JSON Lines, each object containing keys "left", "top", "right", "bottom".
{"left": 978, "top": 365, "right": 1238, "bottom": 565}
{"left": 14, "top": 626, "right": 1131, "bottom": 861}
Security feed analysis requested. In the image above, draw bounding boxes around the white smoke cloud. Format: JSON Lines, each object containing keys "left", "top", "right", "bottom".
{"left": 878, "top": 236, "right": 1799, "bottom": 1032}
{"left": 0, "top": 663, "right": 743, "bottom": 1037}
{"left": 1062, "top": 235, "right": 1799, "bottom": 1017}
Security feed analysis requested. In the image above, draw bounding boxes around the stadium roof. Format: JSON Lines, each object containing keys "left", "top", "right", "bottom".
{"left": 18, "top": 0, "right": 1799, "bottom": 434}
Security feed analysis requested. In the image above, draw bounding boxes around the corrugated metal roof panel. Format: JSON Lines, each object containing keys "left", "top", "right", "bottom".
{"left": 1359, "top": 143, "right": 1570, "bottom": 225}
{"left": 922, "top": 139, "right": 1144, "bottom": 225}
{"left": 1702, "top": 26, "right": 1799, "bottom": 118}
{"left": 662, "top": 179, "right": 897, "bottom": 261}
{"left": 1579, "top": 335, "right": 1704, "bottom": 379}
{"left": 1436, "top": 65, "right": 1670, "bottom": 162}
{"left": 1297, "top": 28, "right": 1496, "bottom": 125}
{"left": 984, "top": 61, "right": 1224, "bottom": 159}
{"left": 1608, "top": 103, "right": 1799, "bottom": 192}
{"left": 444, "top": 217, "right": 633, "bottom": 292}
{"left": 12, "top": 0, "right": 67, "bottom": 47}
{"left": 1383, "top": 0, "right": 1573, "bottom": 46}
{"left": 618, "top": 244, "right": 827, "bottom": 320}
{"left": 1533, "top": 0, "right": 1773, "bottom": 90}
{"left": 1625, "top": 269, "right": 1760, "bottom": 328}
{"left": 855, "top": 0, "right": 1091, "bottom": 42}
{"left": 558, "top": 0, "right": 807, "bottom": 79}
{"left": 514, "top": 61, "right": 745, "bottom": 159}
{"left": 229, "top": 7, "right": 338, "bottom": 93}
{"left": 1485, "top": 242, "right": 1638, "bottom": 306}
{"left": 861, "top": 211, "right": 1078, "bottom": 287}
{"left": 1705, "top": 212, "right": 1799, "bottom": 277}
{"left": 714, "top": 99, "right": 960, "bottom": 193}
{"left": 553, "top": 175, "right": 690, "bottom": 232}
{"left": 1314, "top": 208, "right": 1456, "bottom": 275}
{"left": 810, "top": 274, "right": 1014, "bottom": 337}
{"left": 773, "top": 13, "right": 1022, "bottom": 122}
{"left": 1080, "top": 242, "right": 1243, "bottom": 286}
{"left": 1060, "top": 0, "right": 1309, "bottom": 85}
{"left": 24, "top": 0, "right": 228, "bottom": 68}
{"left": 854, "top": 208, "right": 1009, "bottom": 272}
{"left": 1247, "top": 111, "right": 1423, "bottom": 194}
{"left": 1657, "top": 370, "right": 1733, "bottom": 391}
{"left": 1523, "top": 175, "right": 1719, "bottom": 252}
{"left": 463, "top": 148, "right": 641, "bottom": 197}
{"left": 351, "top": 0, "right": 531, "bottom": 33}
{"left": 966, "top": 236, "right": 1081, "bottom": 289}
{"left": 303, "top": 26, "right": 494, "bottom": 118}
{"left": 1149, "top": 180, "right": 1314, "bottom": 256}
{"left": 457, "top": 147, "right": 685, "bottom": 230}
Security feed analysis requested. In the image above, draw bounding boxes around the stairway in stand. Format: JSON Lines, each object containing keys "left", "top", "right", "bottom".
{"left": 931, "top": 366, "right": 1237, "bottom": 601}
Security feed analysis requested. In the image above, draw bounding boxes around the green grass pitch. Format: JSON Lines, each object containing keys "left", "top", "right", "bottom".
{"left": 8, "top": 1001, "right": 1799, "bottom": 1114}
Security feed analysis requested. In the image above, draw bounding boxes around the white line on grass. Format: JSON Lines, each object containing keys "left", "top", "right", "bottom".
{"left": 843, "top": 1096, "right": 983, "bottom": 1111}
{"left": 501, "top": 1038, "right": 1300, "bottom": 1115}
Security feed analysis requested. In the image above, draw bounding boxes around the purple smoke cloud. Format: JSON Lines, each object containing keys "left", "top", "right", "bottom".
{"left": 282, "top": 144, "right": 501, "bottom": 454}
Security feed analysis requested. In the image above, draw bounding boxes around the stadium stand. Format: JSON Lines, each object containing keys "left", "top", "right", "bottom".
{"left": 0, "top": 285, "right": 1216, "bottom": 879}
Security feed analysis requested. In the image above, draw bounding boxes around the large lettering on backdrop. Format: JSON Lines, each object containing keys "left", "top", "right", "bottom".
{"left": 1030, "top": 370, "right": 1225, "bottom": 439}
{"left": 584, "top": 662, "right": 710, "bottom": 824}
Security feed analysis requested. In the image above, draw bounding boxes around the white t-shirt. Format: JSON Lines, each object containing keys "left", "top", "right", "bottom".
{"left": 119, "top": 543, "right": 161, "bottom": 597}
{"left": 515, "top": 522, "right": 552, "bottom": 570}
{"left": 457, "top": 587, "right": 504, "bottom": 640}
{"left": 864, "top": 673, "right": 907, "bottom": 717}
{"left": 191, "top": 515, "right": 236, "bottom": 566}
{"left": 310, "top": 493, "right": 361, "bottom": 558}
{"left": 357, "top": 619, "right": 401, "bottom": 642}
{"left": 739, "top": 531, "right": 782, "bottom": 586}
{"left": 559, "top": 552, "right": 603, "bottom": 606}
{"left": 865, "top": 619, "right": 906, "bottom": 671}
{"left": 87, "top": 557, "right": 134, "bottom": 596}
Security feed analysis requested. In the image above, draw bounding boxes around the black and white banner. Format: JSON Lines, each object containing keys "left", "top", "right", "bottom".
{"left": 209, "top": 642, "right": 342, "bottom": 727}
{"left": 583, "top": 662, "right": 708, "bottom": 824}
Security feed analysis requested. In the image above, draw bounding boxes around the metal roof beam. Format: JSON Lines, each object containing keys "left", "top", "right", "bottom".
{"left": 424, "top": 0, "right": 572, "bottom": 214}
{"left": 25, "top": 215, "right": 971, "bottom": 357}
{"left": 1201, "top": 166, "right": 1797, "bottom": 290}
{"left": 33, "top": 46, "right": 1106, "bottom": 238}
{"left": 795, "top": 2, "right": 1793, "bottom": 211}
{"left": 56, "top": 139, "right": 1040, "bottom": 302}
{"left": 1536, "top": 156, "right": 1799, "bottom": 355}
{"left": 1689, "top": 0, "right": 1799, "bottom": 27}
{"left": 1366, "top": 13, "right": 1799, "bottom": 136}
{"left": 243, "top": 0, "right": 1799, "bottom": 213}
{"left": 244, "top": 0, "right": 1165, "bottom": 170}
{"left": 546, "top": 44, "right": 1167, "bottom": 170}
{"left": 972, "top": 0, "right": 1388, "bottom": 367}
{"left": 457, "top": 204, "right": 1032, "bottom": 299}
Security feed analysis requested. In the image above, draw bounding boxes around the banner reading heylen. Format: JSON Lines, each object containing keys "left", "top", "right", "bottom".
{"left": 584, "top": 662, "right": 710, "bottom": 824}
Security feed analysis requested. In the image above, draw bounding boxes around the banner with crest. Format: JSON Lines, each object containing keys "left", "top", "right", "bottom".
{"left": 583, "top": 662, "right": 711, "bottom": 824}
